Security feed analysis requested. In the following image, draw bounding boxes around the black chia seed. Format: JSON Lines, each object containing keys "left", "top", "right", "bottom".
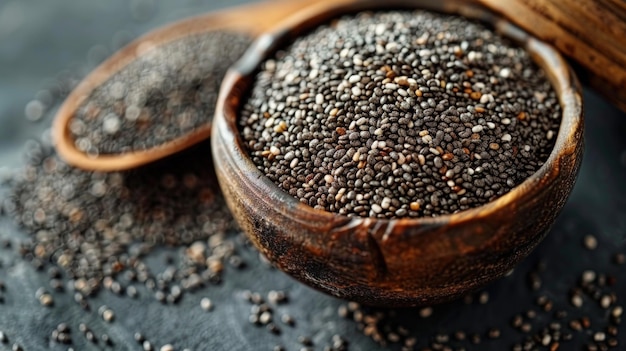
{"left": 69, "top": 31, "right": 252, "bottom": 155}
{"left": 51, "top": 323, "right": 72, "bottom": 345}
{"left": 239, "top": 10, "right": 561, "bottom": 218}
{"left": 101, "top": 333, "right": 113, "bottom": 346}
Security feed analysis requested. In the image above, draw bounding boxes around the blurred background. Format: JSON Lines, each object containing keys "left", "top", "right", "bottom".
{"left": 0, "top": 0, "right": 625, "bottom": 350}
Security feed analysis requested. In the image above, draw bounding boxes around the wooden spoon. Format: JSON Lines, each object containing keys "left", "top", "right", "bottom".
{"left": 52, "top": 0, "right": 317, "bottom": 172}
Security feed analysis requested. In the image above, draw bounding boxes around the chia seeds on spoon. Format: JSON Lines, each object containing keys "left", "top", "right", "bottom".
{"left": 69, "top": 31, "right": 252, "bottom": 156}
{"left": 239, "top": 10, "right": 561, "bottom": 218}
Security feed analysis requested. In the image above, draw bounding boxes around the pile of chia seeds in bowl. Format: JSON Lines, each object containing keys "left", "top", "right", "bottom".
{"left": 239, "top": 10, "right": 561, "bottom": 219}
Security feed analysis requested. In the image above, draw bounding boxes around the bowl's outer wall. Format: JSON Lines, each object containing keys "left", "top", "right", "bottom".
{"left": 212, "top": 0, "right": 584, "bottom": 306}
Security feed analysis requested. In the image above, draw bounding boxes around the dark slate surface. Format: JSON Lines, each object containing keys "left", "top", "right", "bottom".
{"left": 0, "top": 1, "right": 624, "bottom": 350}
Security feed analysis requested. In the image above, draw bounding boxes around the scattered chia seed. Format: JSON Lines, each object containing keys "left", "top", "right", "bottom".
{"left": 144, "top": 340, "right": 154, "bottom": 351}
{"left": 470, "top": 333, "right": 481, "bottom": 344}
{"left": 259, "top": 311, "right": 273, "bottom": 324}
{"left": 101, "top": 333, "right": 113, "bottom": 346}
{"left": 36, "top": 288, "right": 54, "bottom": 307}
{"left": 101, "top": 307, "right": 115, "bottom": 322}
{"left": 240, "top": 10, "right": 561, "bottom": 218}
{"left": 487, "top": 328, "right": 500, "bottom": 339}
{"left": 584, "top": 235, "right": 598, "bottom": 250}
{"left": 12, "top": 36, "right": 250, "bottom": 331}
{"left": 134, "top": 332, "right": 145, "bottom": 343}
{"left": 6, "top": 140, "right": 236, "bottom": 297}
{"left": 298, "top": 335, "right": 313, "bottom": 346}
{"left": 127, "top": 285, "right": 138, "bottom": 298}
{"left": 336, "top": 249, "right": 622, "bottom": 350}
{"left": 528, "top": 271, "right": 542, "bottom": 291}
{"left": 267, "top": 323, "right": 281, "bottom": 335}
{"left": 200, "top": 297, "right": 213, "bottom": 311}
{"left": 267, "top": 290, "right": 288, "bottom": 304}
{"left": 25, "top": 100, "right": 45, "bottom": 122}
{"left": 51, "top": 322, "right": 72, "bottom": 345}
{"left": 478, "top": 291, "right": 490, "bottom": 304}
{"left": 85, "top": 330, "right": 96, "bottom": 343}
{"left": 281, "top": 313, "right": 295, "bottom": 327}
{"left": 419, "top": 307, "right": 433, "bottom": 318}
{"left": 69, "top": 31, "right": 252, "bottom": 155}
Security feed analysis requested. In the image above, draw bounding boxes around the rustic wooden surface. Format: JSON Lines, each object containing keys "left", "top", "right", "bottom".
{"left": 478, "top": 0, "right": 626, "bottom": 112}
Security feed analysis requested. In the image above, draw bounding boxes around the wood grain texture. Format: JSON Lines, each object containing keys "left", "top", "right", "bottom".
{"left": 477, "top": 0, "right": 626, "bottom": 111}
{"left": 212, "top": 0, "right": 585, "bottom": 306}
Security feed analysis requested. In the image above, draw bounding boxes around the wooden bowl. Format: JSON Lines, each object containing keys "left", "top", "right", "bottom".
{"left": 212, "top": 0, "right": 584, "bottom": 307}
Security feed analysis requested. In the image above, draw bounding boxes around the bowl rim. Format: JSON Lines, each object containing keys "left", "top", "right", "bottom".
{"left": 216, "top": 0, "right": 583, "bottom": 229}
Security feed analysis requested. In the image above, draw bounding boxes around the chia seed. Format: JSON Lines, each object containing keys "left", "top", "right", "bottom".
{"left": 239, "top": 10, "right": 561, "bottom": 218}
{"left": 134, "top": 332, "right": 145, "bottom": 343}
{"left": 36, "top": 288, "right": 54, "bottom": 307}
{"left": 6, "top": 140, "right": 235, "bottom": 296}
{"left": 101, "top": 333, "right": 113, "bottom": 346}
{"left": 200, "top": 297, "right": 213, "bottom": 311}
{"left": 101, "top": 307, "right": 115, "bottom": 322}
{"left": 298, "top": 336, "right": 313, "bottom": 346}
{"left": 281, "top": 313, "right": 295, "bottom": 327}
{"left": 69, "top": 31, "right": 252, "bottom": 155}
{"left": 584, "top": 235, "right": 598, "bottom": 250}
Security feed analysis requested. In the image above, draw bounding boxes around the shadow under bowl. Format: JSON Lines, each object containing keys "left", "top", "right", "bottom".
{"left": 211, "top": 0, "right": 584, "bottom": 307}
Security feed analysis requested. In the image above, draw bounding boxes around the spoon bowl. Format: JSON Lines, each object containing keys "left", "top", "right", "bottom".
{"left": 52, "top": 0, "right": 315, "bottom": 172}
{"left": 212, "top": 0, "right": 584, "bottom": 306}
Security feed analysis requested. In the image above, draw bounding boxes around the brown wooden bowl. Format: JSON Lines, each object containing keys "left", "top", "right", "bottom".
{"left": 212, "top": 0, "right": 584, "bottom": 307}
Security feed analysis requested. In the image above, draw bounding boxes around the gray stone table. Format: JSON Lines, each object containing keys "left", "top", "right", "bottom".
{"left": 0, "top": 1, "right": 624, "bottom": 350}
